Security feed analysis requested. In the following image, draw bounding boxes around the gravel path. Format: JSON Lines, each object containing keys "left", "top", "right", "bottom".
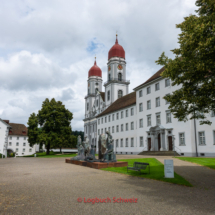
{"left": 0, "top": 157, "right": 215, "bottom": 215}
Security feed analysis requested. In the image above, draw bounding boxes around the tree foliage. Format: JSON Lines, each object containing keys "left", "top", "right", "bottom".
{"left": 155, "top": 0, "right": 215, "bottom": 125}
{"left": 27, "top": 98, "right": 73, "bottom": 154}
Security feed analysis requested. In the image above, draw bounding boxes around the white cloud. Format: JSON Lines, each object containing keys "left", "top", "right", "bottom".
{"left": 0, "top": 0, "right": 198, "bottom": 130}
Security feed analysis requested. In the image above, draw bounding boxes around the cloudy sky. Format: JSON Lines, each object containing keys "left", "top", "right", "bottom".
{"left": 0, "top": 0, "right": 198, "bottom": 131}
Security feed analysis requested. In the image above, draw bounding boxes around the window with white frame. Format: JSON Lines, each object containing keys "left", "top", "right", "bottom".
{"left": 121, "top": 111, "right": 123, "bottom": 118}
{"left": 23, "top": 143, "right": 26, "bottom": 146}
{"left": 156, "top": 113, "right": 161, "bottom": 125}
{"left": 105, "top": 117, "right": 107, "bottom": 123}
{"left": 23, "top": 148, "right": 25, "bottom": 152}
{"left": 118, "top": 90, "right": 123, "bottom": 98}
{"left": 121, "top": 124, "right": 123, "bottom": 132}
{"left": 179, "top": 133, "right": 185, "bottom": 145}
{"left": 112, "top": 126, "right": 114, "bottom": 133}
{"left": 16, "top": 142, "right": 19, "bottom": 146}
{"left": 155, "top": 83, "right": 160, "bottom": 91}
{"left": 126, "top": 110, "right": 128, "bottom": 117}
{"left": 140, "top": 136, "right": 143, "bottom": 147}
{"left": 101, "top": 129, "right": 103, "bottom": 134}
{"left": 120, "top": 139, "right": 123, "bottom": 147}
{"left": 147, "top": 100, "right": 151, "bottom": 110}
{"left": 139, "top": 119, "right": 143, "bottom": 128}
{"left": 16, "top": 148, "right": 18, "bottom": 152}
{"left": 108, "top": 127, "right": 110, "bottom": 132}
{"left": 139, "top": 90, "right": 142, "bottom": 97}
{"left": 98, "top": 119, "right": 100, "bottom": 125}
{"left": 139, "top": 103, "right": 143, "bottom": 112}
{"left": 131, "top": 122, "right": 134, "bottom": 130}
{"left": 165, "top": 94, "right": 170, "bottom": 104}
{"left": 117, "top": 113, "right": 119, "bottom": 120}
{"left": 9, "top": 136, "right": 12, "bottom": 140}
{"left": 17, "top": 137, "right": 19, "bottom": 140}
{"left": 9, "top": 142, "right": 12, "bottom": 146}
{"left": 98, "top": 129, "right": 100, "bottom": 135}
{"left": 101, "top": 118, "right": 103, "bottom": 124}
{"left": 107, "top": 91, "right": 110, "bottom": 101}
{"left": 199, "top": 131, "right": 206, "bottom": 145}
{"left": 126, "top": 123, "right": 128, "bottom": 131}
{"left": 126, "top": 138, "right": 128, "bottom": 147}
{"left": 131, "top": 138, "right": 134, "bottom": 147}
{"left": 105, "top": 128, "right": 107, "bottom": 133}
{"left": 213, "top": 131, "right": 215, "bottom": 145}
{"left": 211, "top": 111, "right": 215, "bottom": 117}
{"left": 165, "top": 79, "right": 170, "bottom": 87}
{"left": 147, "top": 115, "right": 151, "bottom": 126}
{"left": 131, "top": 108, "right": 134, "bottom": 116}
{"left": 24, "top": 137, "right": 26, "bottom": 140}
{"left": 156, "top": 97, "right": 160, "bottom": 107}
{"left": 116, "top": 139, "right": 119, "bottom": 147}
{"left": 166, "top": 112, "right": 172, "bottom": 123}
{"left": 29, "top": 149, "right": 32, "bottom": 152}
{"left": 109, "top": 115, "right": 111, "bottom": 122}
{"left": 112, "top": 114, "right": 115, "bottom": 121}
{"left": 116, "top": 125, "right": 119, "bottom": 132}
{"left": 147, "top": 86, "right": 151, "bottom": 94}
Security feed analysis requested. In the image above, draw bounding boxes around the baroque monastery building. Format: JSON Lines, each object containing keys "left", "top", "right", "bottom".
{"left": 83, "top": 35, "right": 215, "bottom": 157}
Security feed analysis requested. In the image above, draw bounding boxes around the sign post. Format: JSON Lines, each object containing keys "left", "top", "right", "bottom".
{"left": 164, "top": 159, "right": 174, "bottom": 178}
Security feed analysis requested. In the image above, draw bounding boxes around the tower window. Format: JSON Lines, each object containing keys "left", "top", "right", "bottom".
{"left": 95, "top": 88, "right": 98, "bottom": 93}
{"left": 107, "top": 91, "right": 110, "bottom": 101}
{"left": 108, "top": 73, "right": 111, "bottom": 81}
{"left": 87, "top": 103, "right": 89, "bottom": 111}
{"left": 118, "top": 90, "right": 123, "bottom": 98}
{"left": 118, "top": 73, "right": 122, "bottom": 81}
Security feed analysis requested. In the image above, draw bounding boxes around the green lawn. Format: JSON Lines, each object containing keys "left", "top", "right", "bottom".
{"left": 22, "top": 152, "right": 77, "bottom": 158}
{"left": 176, "top": 157, "right": 215, "bottom": 170}
{"left": 101, "top": 158, "right": 192, "bottom": 187}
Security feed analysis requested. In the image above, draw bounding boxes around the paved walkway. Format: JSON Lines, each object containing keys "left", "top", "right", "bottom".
{"left": 116, "top": 155, "right": 215, "bottom": 190}
{"left": 0, "top": 157, "right": 215, "bottom": 215}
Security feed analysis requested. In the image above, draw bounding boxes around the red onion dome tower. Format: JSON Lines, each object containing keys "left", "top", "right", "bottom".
{"left": 88, "top": 58, "right": 102, "bottom": 78}
{"left": 108, "top": 34, "right": 125, "bottom": 60}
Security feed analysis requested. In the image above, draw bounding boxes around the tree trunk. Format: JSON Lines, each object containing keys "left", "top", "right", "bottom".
{"left": 46, "top": 143, "right": 50, "bottom": 155}
{"left": 60, "top": 147, "right": 62, "bottom": 153}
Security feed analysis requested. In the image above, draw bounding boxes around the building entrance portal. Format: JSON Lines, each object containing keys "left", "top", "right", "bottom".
{"left": 168, "top": 136, "right": 173, "bottom": 151}
{"left": 147, "top": 138, "right": 151, "bottom": 151}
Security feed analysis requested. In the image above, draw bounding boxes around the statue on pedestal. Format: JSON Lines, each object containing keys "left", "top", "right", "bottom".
{"left": 71, "top": 135, "right": 85, "bottom": 160}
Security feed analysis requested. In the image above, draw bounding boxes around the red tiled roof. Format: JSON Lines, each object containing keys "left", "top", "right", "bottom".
{"left": 97, "top": 92, "right": 136, "bottom": 117}
{"left": 8, "top": 123, "right": 28, "bottom": 136}
{"left": 134, "top": 66, "right": 165, "bottom": 90}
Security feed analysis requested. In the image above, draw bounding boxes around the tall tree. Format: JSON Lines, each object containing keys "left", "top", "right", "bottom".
{"left": 156, "top": 0, "right": 215, "bottom": 125}
{"left": 27, "top": 98, "right": 73, "bottom": 155}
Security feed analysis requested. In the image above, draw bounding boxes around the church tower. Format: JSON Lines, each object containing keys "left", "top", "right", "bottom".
{"left": 85, "top": 57, "right": 102, "bottom": 119}
{"left": 104, "top": 34, "right": 130, "bottom": 107}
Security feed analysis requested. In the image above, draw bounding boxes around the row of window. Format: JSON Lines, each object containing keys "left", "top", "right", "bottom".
{"left": 9, "top": 136, "right": 27, "bottom": 140}
{"left": 107, "top": 90, "right": 123, "bottom": 101}
{"left": 115, "top": 137, "right": 144, "bottom": 148}
{"left": 179, "top": 131, "right": 215, "bottom": 146}
{"left": 139, "top": 95, "right": 170, "bottom": 112}
{"left": 98, "top": 112, "right": 172, "bottom": 134}
{"left": 15, "top": 148, "right": 32, "bottom": 152}
{"left": 138, "top": 79, "right": 170, "bottom": 97}
{"left": 9, "top": 142, "right": 27, "bottom": 146}
{"left": 98, "top": 108, "right": 134, "bottom": 124}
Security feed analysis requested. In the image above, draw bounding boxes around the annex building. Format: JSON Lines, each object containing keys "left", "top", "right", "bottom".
{"left": 83, "top": 35, "right": 215, "bottom": 157}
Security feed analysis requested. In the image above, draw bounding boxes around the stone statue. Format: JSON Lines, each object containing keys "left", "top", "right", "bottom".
{"left": 71, "top": 135, "right": 85, "bottom": 160}
{"left": 82, "top": 137, "right": 90, "bottom": 157}
{"left": 98, "top": 131, "right": 116, "bottom": 162}
{"left": 85, "top": 145, "right": 96, "bottom": 162}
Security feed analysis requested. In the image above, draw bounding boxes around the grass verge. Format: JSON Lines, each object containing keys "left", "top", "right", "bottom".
{"left": 22, "top": 152, "right": 77, "bottom": 158}
{"left": 101, "top": 158, "right": 192, "bottom": 187}
{"left": 176, "top": 157, "right": 215, "bottom": 170}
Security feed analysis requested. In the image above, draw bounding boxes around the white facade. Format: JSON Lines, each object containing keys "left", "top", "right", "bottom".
{"left": 7, "top": 135, "right": 38, "bottom": 156}
{"left": 0, "top": 119, "right": 10, "bottom": 157}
